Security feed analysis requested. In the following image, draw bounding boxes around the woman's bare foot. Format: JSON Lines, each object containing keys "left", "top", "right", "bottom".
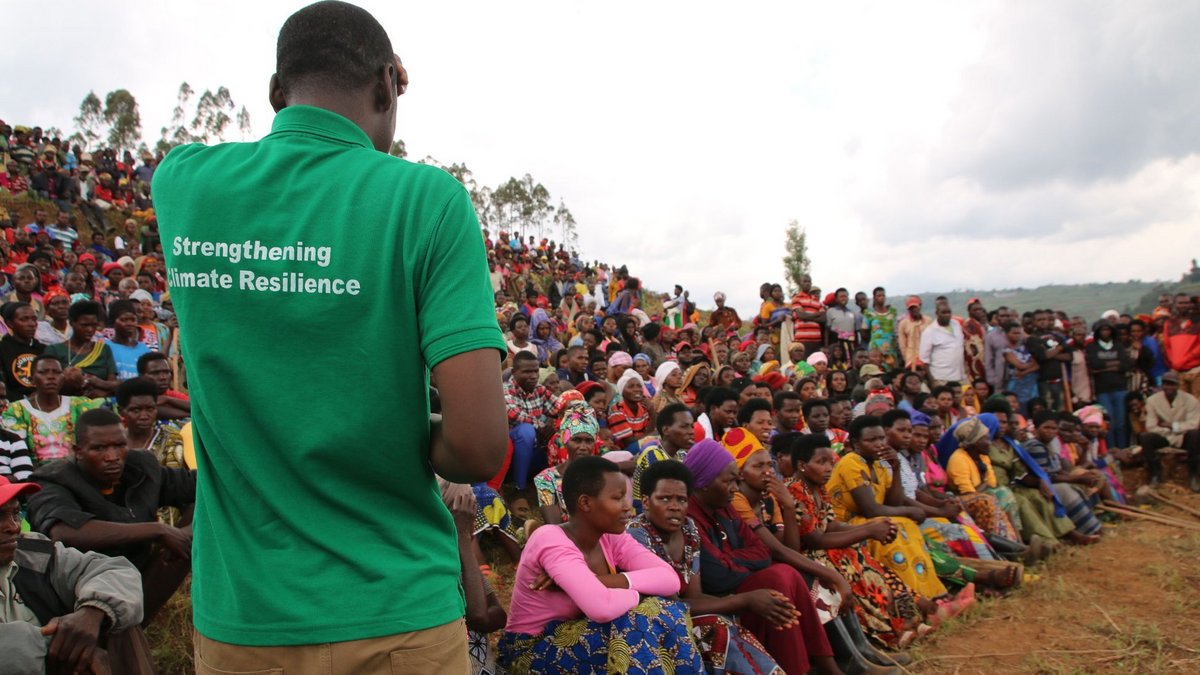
{"left": 1064, "top": 530, "right": 1101, "bottom": 546}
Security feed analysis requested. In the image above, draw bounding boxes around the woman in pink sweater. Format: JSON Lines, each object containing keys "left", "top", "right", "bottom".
{"left": 499, "top": 455, "right": 703, "bottom": 674}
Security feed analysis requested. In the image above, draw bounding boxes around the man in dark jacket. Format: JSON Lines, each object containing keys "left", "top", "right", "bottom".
{"left": 28, "top": 408, "right": 195, "bottom": 626}
{"left": 1, "top": 476, "right": 149, "bottom": 674}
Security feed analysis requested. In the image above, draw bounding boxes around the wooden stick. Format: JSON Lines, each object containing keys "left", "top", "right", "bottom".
{"left": 1099, "top": 502, "right": 1200, "bottom": 528}
{"left": 1092, "top": 602, "right": 1122, "bottom": 634}
{"left": 1150, "top": 490, "right": 1200, "bottom": 520}
{"left": 1098, "top": 501, "right": 1200, "bottom": 528}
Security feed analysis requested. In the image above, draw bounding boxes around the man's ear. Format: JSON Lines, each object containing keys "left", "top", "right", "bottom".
{"left": 268, "top": 74, "right": 287, "bottom": 113}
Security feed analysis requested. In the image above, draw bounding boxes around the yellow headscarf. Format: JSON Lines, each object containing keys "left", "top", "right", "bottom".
{"left": 721, "top": 427, "right": 765, "bottom": 469}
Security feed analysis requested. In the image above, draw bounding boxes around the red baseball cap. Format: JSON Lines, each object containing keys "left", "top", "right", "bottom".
{"left": 0, "top": 475, "right": 40, "bottom": 505}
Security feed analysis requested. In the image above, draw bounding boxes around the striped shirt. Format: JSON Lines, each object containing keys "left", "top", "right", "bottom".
{"left": 0, "top": 428, "right": 33, "bottom": 482}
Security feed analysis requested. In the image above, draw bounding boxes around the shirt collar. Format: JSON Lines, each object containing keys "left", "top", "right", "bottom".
{"left": 268, "top": 106, "right": 374, "bottom": 150}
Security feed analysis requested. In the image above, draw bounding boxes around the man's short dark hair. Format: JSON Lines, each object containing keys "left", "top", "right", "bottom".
{"left": 736, "top": 398, "right": 772, "bottom": 426}
{"left": 801, "top": 398, "right": 829, "bottom": 419}
{"left": 512, "top": 351, "right": 539, "bottom": 368}
{"left": 729, "top": 376, "right": 755, "bottom": 394}
{"left": 704, "top": 387, "right": 739, "bottom": 413}
{"left": 655, "top": 403, "right": 691, "bottom": 434}
{"left": 107, "top": 300, "right": 137, "bottom": 324}
{"left": 791, "top": 433, "right": 832, "bottom": 466}
{"left": 276, "top": 1, "right": 395, "bottom": 95}
{"left": 68, "top": 300, "right": 103, "bottom": 322}
{"left": 773, "top": 390, "right": 801, "bottom": 411}
{"left": 561, "top": 455, "right": 620, "bottom": 515}
{"left": 849, "top": 414, "right": 883, "bottom": 442}
{"left": 116, "top": 377, "right": 159, "bottom": 409}
{"left": 639, "top": 459, "right": 693, "bottom": 500}
{"left": 509, "top": 313, "right": 529, "bottom": 331}
{"left": 75, "top": 407, "right": 123, "bottom": 446}
{"left": 31, "top": 353, "right": 60, "bottom": 372}
{"left": 137, "top": 351, "right": 170, "bottom": 375}
{"left": 881, "top": 408, "right": 911, "bottom": 428}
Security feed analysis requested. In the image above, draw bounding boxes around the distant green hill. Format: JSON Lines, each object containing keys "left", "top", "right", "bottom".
{"left": 891, "top": 281, "right": 1164, "bottom": 323}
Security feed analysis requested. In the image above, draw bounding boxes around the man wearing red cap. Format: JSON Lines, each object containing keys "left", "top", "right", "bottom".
{"left": 1, "top": 476, "right": 150, "bottom": 674}
{"left": 897, "top": 295, "right": 932, "bottom": 369}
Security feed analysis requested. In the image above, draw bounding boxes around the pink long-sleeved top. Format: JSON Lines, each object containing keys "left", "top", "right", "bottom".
{"left": 504, "top": 524, "right": 681, "bottom": 635}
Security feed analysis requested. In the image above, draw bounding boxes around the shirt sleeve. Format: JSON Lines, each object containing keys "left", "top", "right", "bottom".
{"left": 158, "top": 466, "right": 198, "bottom": 508}
{"left": 537, "top": 528, "right": 640, "bottom": 623}
{"left": 27, "top": 483, "right": 94, "bottom": 532}
{"left": 0, "top": 432, "right": 33, "bottom": 481}
{"left": 946, "top": 451, "right": 977, "bottom": 494}
{"left": 611, "top": 532, "right": 681, "bottom": 597}
{"left": 416, "top": 186, "right": 506, "bottom": 369}
{"left": 728, "top": 492, "right": 763, "bottom": 528}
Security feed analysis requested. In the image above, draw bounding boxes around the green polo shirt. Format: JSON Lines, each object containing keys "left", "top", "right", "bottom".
{"left": 154, "top": 106, "right": 504, "bottom": 645}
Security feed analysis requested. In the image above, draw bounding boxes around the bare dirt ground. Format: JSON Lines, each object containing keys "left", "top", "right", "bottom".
{"left": 906, "top": 480, "right": 1200, "bottom": 674}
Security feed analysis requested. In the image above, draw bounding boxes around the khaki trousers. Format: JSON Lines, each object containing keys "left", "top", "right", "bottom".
{"left": 194, "top": 618, "right": 469, "bottom": 675}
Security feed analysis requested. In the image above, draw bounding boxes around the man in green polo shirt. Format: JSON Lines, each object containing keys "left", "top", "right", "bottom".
{"left": 153, "top": 2, "right": 508, "bottom": 670}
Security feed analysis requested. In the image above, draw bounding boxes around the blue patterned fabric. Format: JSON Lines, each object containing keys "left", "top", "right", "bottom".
{"left": 497, "top": 597, "right": 703, "bottom": 674}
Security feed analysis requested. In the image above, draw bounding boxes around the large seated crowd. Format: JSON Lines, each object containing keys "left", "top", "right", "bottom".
{"left": 3, "top": 113, "right": 1200, "bottom": 675}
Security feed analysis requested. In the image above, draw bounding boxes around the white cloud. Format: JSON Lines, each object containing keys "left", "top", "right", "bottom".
{"left": 6, "top": 0, "right": 1197, "bottom": 315}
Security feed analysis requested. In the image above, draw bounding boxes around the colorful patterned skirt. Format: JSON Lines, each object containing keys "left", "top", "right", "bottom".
{"left": 960, "top": 490, "right": 1021, "bottom": 542}
{"left": 691, "top": 614, "right": 783, "bottom": 675}
{"left": 497, "top": 597, "right": 703, "bottom": 674}
{"left": 807, "top": 542, "right": 922, "bottom": 648}
{"left": 919, "top": 515, "right": 994, "bottom": 560}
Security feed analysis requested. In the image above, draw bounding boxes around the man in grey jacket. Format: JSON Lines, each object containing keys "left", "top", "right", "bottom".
{"left": 1, "top": 476, "right": 148, "bottom": 675}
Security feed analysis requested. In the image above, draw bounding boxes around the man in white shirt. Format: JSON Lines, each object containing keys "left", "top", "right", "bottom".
{"left": 919, "top": 303, "right": 965, "bottom": 386}
{"left": 1139, "top": 371, "right": 1200, "bottom": 491}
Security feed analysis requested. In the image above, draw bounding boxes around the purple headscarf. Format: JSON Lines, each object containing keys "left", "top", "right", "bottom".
{"left": 683, "top": 439, "right": 736, "bottom": 489}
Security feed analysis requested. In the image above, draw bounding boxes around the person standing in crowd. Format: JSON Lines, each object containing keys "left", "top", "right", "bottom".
{"left": 1162, "top": 293, "right": 1200, "bottom": 397}
{"left": 962, "top": 299, "right": 988, "bottom": 383}
{"left": 919, "top": 303, "right": 965, "bottom": 386}
{"left": 790, "top": 274, "right": 826, "bottom": 356}
{"left": 864, "top": 286, "right": 898, "bottom": 369}
{"left": 154, "top": 2, "right": 507, "bottom": 669}
{"left": 896, "top": 296, "right": 931, "bottom": 369}
{"left": 984, "top": 307, "right": 1013, "bottom": 392}
{"left": 1086, "top": 321, "right": 1131, "bottom": 448}
{"left": 1027, "top": 310, "right": 1072, "bottom": 411}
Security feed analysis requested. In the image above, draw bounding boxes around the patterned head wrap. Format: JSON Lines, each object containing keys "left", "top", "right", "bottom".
{"left": 42, "top": 287, "right": 70, "bottom": 304}
{"left": 909, "top": 411, "right": 932, "bottom": 428}
{"left": 953, "top": 418, "right": 989, "bottom": 446}
{"left": 683, "top": 439, "right": 736, "bottom": 490}
{"left": 549, "top": 392, "right": 600, "bottom": 465}
{"left": 608, "top": 351, "right": 633, "bottom": 368}
{"left": 721, "top": 427, "right": 766, "bottom": 469}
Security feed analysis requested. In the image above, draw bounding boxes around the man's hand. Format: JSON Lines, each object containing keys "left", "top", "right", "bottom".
{"left": 449, "top": 490, "right": 477, "bottom": 539}
{"left": 42, "top": 606, "right": 106, "bottom": 675}
{"left": 744, "top": 588, "right": 799, "bottom": 629}
{"left": 158, "top": 524, "right": 192, "bottom": 561}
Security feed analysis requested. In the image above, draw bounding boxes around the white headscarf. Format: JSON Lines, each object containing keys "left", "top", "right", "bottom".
{"left": 615, "top": 369, "right": 647, "bottom": 402}
{"left": 654, "top": 361, "right": 681, "bottom": 391}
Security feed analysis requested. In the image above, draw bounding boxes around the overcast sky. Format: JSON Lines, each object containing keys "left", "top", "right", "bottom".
{"left": 7, "top": 1, "right": 1199, "bottom": 311}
